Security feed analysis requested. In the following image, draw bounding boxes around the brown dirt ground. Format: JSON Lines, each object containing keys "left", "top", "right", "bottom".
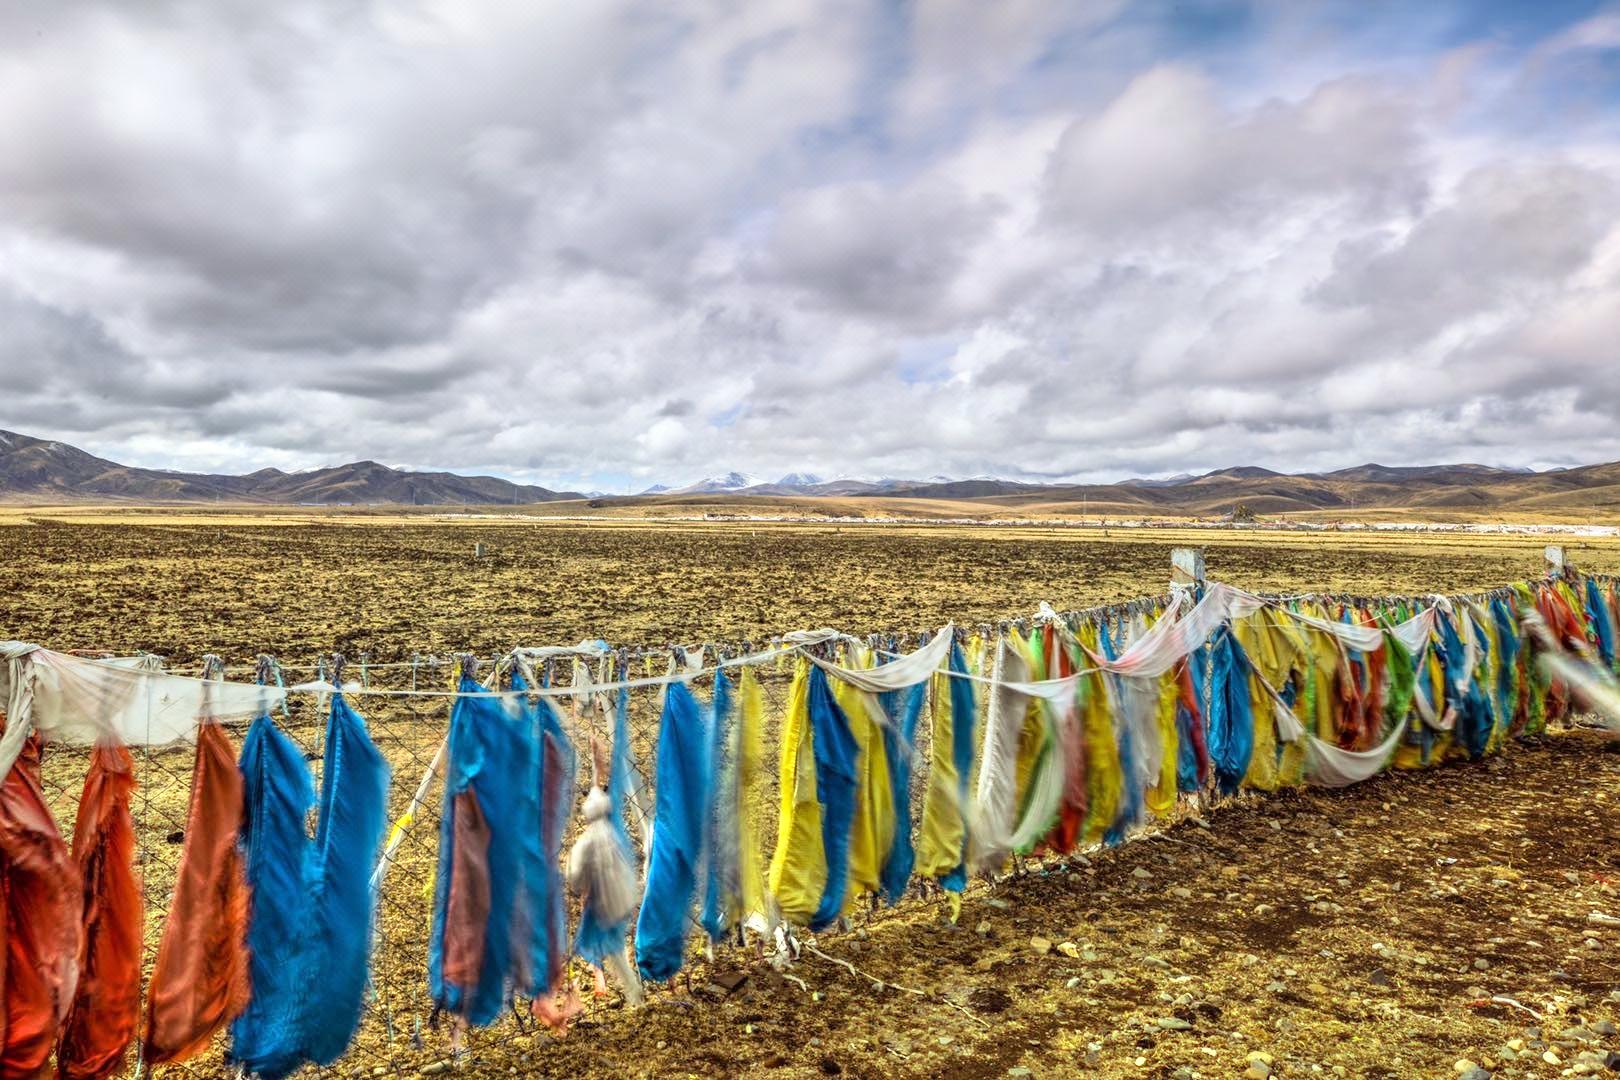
{"left": 3, "top": 513, "right": 1619, "bottom": 663}
{"left": 4, "top": 516, "right": 1619, "bottom": 1078}
{"left": 512, "top": 730, "right": 1620, "bottom": 1080}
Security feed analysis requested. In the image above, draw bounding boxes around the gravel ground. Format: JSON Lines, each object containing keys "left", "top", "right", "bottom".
{"left": 476, "top": 729, "right": 1620, "bottom": 1080}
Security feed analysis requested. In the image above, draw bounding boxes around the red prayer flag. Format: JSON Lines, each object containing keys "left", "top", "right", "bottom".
{"left": 0, "top": 734, "right": 82, "bottom": 1079}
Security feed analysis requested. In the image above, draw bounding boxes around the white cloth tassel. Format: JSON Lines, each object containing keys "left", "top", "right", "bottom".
{"left": 1, "top": 642, "right": 281, "bottom": 777}
{"left": 1008, "top": 698, "right": 1067, "bottom": 854}
{"left": 802, "top": 628, "right": 953, "bottom": 693}
{"left": 567, "top": 787, "right": 645, "bottom": 1007}
{"left": 1281, "top": 609, "right": 1384, "bottom": 652}
{"left": 970, "top": 637, "right": 1027, "bottom": 875}
{"left": 1304, "top": 724, "right": 1406, "bottom": 787}
{"left": 568, "top": 787, "right": 641, "bottom": 928}
{"left": 602, "top": 949, "right": 644, "bottom": 1009}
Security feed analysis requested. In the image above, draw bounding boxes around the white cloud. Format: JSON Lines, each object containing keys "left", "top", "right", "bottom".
{"left": 1042, "top": 65, "right": 1426, "bottom": 236}
{"left": 0, "top": 0, "right": 1618, "bottom": 489}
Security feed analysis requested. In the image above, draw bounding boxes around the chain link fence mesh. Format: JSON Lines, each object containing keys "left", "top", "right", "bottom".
{"left": 27, "top": 569, "right": 1605, "bottom": 1076}
{"left": 33, "top": 643, "right": 950, "bottom": 1077}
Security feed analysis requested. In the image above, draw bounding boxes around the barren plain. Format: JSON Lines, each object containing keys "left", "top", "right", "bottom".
{"left": 1, "top": 510, "right": 1617, "bottom": 1079}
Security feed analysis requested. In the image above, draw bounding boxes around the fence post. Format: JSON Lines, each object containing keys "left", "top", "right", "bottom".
{"left": 1172, "top": 546, "right": 1213, "bottom": 810}
{"left": 1170, "top": 547, "right": 1205, "bottom": 587}
{"left": 474, "top": 542, "right": 486, "bottom": 559}
{"left": 1544, "top": 544, "right": 1565, "bottom": 578}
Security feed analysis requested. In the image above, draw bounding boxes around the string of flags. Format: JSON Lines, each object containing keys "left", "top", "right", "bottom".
{"left": 0, "top": 567, "right": 1617, "bottom": 1074}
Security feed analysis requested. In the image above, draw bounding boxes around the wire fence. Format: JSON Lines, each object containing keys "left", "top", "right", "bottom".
{"left": 33, "top": 648, "right": 888, "bottom": 1076}
{"left": 24, "top": 562, "right": 1600, "bottom": 1076}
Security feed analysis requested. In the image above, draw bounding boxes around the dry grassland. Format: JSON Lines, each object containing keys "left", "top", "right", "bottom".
{"left": 4, "top": 507, "right": 1618, "bottom": 662}
{"left": 1, "top": 511, "right": 1617, "bottom": 1079}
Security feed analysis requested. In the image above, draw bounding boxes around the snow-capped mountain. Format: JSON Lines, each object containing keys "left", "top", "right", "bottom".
{"left": 1120, "top": 472, "right": 1198, "bottom": 488}
{"left": 666, "top": 471, "right": 764, "bottom": 494}
{"left": 641, "top": 470, "right": 1028, "bottom": 496}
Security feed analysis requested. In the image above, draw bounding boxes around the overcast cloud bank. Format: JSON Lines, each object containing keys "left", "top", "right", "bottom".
{"left": 1, "top": 1, "right": 1618, "bottom": 491}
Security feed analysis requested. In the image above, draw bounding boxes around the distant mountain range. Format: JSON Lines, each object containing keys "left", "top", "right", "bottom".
{"left": 649, "top": 471, "right": 1005, "bottom": 496}
{"left": 4, "top": 427, "right": 1619, "bottom": 517}
{"left": 632, "top": 461, "right": 1620, "bottom": 518}
{"left": 0, "top": 429, "right": 582, "bottom": 505}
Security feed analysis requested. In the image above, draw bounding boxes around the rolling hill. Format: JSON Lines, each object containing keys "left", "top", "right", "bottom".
{"left": 0, "top": 430, "right": 582, "bottom": 505}
{"left": 613, "top": 460, "right": 1620, "bottom": 521}
{"left": 5, "top": 427, "right": 1620, "bottom": 519}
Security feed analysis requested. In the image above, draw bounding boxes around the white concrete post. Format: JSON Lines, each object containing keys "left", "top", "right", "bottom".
{"left": 1171, "top": 547, "right": 1205, "bottom": 587}
{"left": 1544, "top": 544, "right": 1565, "bottom": 577}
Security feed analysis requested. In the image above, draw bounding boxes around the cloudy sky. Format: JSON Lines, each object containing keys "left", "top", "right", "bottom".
{"left": 2, "top": 0, "right": 1618, "bottom": 492}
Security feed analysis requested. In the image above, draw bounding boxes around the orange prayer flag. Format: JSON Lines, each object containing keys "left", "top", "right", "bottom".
{"left": 142, "top": 721, "right": 250, "bottom": 1066}
{"left": 57, "top": 742, "right": 142, "bottom": 1080}
{"left": 0, "top": 734, "right": 82, "bottom": 1079}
